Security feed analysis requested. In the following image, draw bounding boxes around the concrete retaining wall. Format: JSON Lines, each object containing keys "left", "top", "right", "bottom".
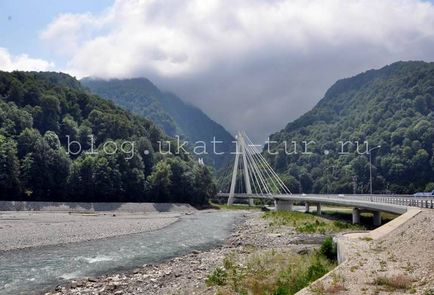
{"left": 296, "top": 208, "right": 422, "bottom": 294}
{"left": 0, "top": 201, "right": 196, "bottom": 213}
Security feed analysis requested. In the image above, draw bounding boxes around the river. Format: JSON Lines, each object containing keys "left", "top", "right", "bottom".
{"left": 0, "top": 210, "right": 242, "bottom": 295}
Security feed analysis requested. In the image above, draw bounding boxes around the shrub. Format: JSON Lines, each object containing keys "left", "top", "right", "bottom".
{"left": 206, "top": 267, "right": 228, "bottom": 286}
{"left": 319, "top": 237, "right": 337, "bottom": 261}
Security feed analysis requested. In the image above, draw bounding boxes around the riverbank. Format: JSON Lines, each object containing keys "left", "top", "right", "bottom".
{"left": 3, "top": 205, "right": 430, "bottom": 295}
{"left": 0, "top": 210, "right": 241, "bottom": 295}
{"left": 45, "top": 210, "right": 344, "bottom": 295}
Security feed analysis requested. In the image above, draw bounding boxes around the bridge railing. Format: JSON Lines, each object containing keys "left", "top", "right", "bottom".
{"left": 277, "top": 194, "right": 434, "bottom": 209}
{"left": 217, "top": 193, "right": 434, "bottom": 209}
{"left": 361, "top": 195, "right": 434, "bottom": 209}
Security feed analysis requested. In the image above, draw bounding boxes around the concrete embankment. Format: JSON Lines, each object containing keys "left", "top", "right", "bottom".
{"left": 0, "top": 201, "right": 196, "bottom": 213}
{"left": 336, "top": 208, "right": 421, "bottom": 263}
{"left": 297, "top": 208, "right": 434, "bottom": 295}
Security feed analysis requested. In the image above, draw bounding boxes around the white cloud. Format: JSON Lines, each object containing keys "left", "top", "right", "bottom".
{"left": 40, "top": 0, "right": 434, "bottom": 140}
{"left": 0, "top": 48, "right": 55, "bottom": 72}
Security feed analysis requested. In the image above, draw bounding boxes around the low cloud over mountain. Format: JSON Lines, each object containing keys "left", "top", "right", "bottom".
{"left": 8, "top": 0, "right": 434, "bottom": 140}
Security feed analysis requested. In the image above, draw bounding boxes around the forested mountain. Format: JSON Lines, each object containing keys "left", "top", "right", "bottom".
{"left": 267, "top": 61, "right": 434, "bottom": 194}
{"left": 0, "top": 71, "right": 215, "bottom": 203}
{"left": 81, "top": 78, "right": 234, "bottom": 170}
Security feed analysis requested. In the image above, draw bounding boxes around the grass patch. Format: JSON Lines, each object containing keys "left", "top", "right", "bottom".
{"left": 207, "top": 250, "right": 335, "bottom": 295}
{"left": 373, "top": 274, "right": 414, "bottom": 291}
{"left": 263, "top": 211, "right": 363, "bottom": 233}
{"left": 207, "top": 238, "right": 338, "bottom": 295}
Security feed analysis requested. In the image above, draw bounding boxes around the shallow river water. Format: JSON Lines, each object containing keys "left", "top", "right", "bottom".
{"left": 0, "top": 210, "right": 241, "bottom": 295}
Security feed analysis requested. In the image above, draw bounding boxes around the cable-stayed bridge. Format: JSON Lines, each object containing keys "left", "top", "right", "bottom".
{"left": 217, "top": 132, "right": 434, "bottom": 226}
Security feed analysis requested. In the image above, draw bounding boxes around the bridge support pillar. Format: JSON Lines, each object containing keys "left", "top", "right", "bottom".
{"left": 316, "top": 203, "right": 322, "bottom": 215}
{"left": 276, "top": 199, "right": 293, "bottom": 211}
{"left": 305, "top": 202, "right": 310, "bottom": 213}
{"left": 352, "top": 208, "right": 361, "bottom": 224}
{"left": 373, "top": 211, "right": 382, "bottom": 226}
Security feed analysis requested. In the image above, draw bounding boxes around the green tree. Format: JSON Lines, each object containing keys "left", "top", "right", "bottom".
{"left": 17, "top": 128, "right": 41, "bottom": 158}
{"left": 148, "top": 160, "right": 172, "bottom": 201}
{"left": 93, "top": 155, "right": 122, "bottom": 200}
{"left": 21, "top": 137, "right": 71, "bottom": 199}
{"left": 0, "top": 135, "right": 21, "bottom": 197}
{"left": 193, "top": 165, "right": 216, "bottom": 204}
{"left": 68, "top": 155, "right": 96, "bottom": 200}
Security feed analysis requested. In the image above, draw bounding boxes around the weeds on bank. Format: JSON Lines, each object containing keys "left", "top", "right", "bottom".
{"left": 373, "top": 274, "right": 414, "bottom": 291}
{"left": 310, "top": 273, "right": 346, "bottom": 294}
{"left": 206, "top": 267, "right": 228, "bottom": 286}
{"left": 263, "top": 211, "right": 363, "bottom": 233}
{"left": 207, "top": 238, "right": 337, "bottom": 295}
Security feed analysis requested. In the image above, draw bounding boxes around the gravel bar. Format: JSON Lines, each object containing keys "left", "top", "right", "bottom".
{"left": 0, "top": 211, "right": 183, "bottom": 251}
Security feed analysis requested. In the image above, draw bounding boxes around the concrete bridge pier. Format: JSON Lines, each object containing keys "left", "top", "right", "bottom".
{"left": 352, "top": 208, "right": 361, "bottom": 224}
{"left": 276, "top": 199, "right": 293, "bottom": 211}
{"left": 373, "top": 211, "right": 382, "bottom": 226}
{"left": 316, "top": 203, "right": 322, "bottom": 215}
{"left": 305, "top": 202, "right": 310, "bottom": 213}
{"left": 352, "top": 208, "right": 382, "bottom": 226}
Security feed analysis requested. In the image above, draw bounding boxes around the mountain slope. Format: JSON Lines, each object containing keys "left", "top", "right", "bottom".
{"left": 81, "top": 78, "right": 234, "bottom": 170}
{"left": 267, "top": 61, "right": 434, "bottom": 194}
{"left": 0, "top": 71, "right": 215, "bottom": 203}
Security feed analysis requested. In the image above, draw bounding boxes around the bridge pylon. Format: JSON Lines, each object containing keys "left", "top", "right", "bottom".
{"left": 228, "top": 132, "right": 254, "bottom": 206}
{"left": 225, "top": 131, "right": 292, "bottom": 206}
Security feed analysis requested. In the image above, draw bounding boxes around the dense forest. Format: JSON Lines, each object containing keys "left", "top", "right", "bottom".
{"left": 0, "top": 71, "right": 216, "bottom": 203}
{"left": 267, "top": 61, "right": 434, "bottom": 194}
{"left": 82, "top": 78, "right": 234, "bottom": 170}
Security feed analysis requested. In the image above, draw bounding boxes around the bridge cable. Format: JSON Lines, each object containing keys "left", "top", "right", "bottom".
{"left": 244, "top": 141, "right": 281, "bottom": 194}
{"left": 243, "top": 142, "right": 268, "bottom": 196}
{"left": 242, "top": 137, "right": 272, "bottom": 196}
{"left": 243, "top": 132, "right": 292, "bottom": 194}
{"left": 243, "top": 132, "right": 291, "bottom": 194}
{"left": 243, "top": 146, "right": 264, "bottom": 195}
{"left": 242, "top": 133, "right": 283, "bottom": 195}
{"left": 243, "top": 139, "right": 276, "bottom": 195}
{"left": 243, "top": 142, "right": 268, "bottom": 195}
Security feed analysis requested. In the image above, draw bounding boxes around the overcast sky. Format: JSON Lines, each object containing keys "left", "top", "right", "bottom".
{"left": 2, "top": 0, "right": 434, "bottom": 142}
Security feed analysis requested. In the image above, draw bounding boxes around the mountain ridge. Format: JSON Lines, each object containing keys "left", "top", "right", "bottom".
{"left": 82, "top": 77, "right": 235, "bottom": 170}
{"left": 268, "top": 60, "right": 434, "bottom": 194}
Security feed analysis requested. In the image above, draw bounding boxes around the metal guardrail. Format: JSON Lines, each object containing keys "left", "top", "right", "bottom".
{"left": 216, "top": 193, "right": 434, "bottom": 209}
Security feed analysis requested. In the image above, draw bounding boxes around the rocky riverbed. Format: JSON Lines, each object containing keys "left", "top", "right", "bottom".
{"left": 45, "top": 211, "right": 328, "bottom": 295}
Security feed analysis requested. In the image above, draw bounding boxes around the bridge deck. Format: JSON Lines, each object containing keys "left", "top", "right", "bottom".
{"left": 217, "top": 193, "right": 434, "bottom": 214}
